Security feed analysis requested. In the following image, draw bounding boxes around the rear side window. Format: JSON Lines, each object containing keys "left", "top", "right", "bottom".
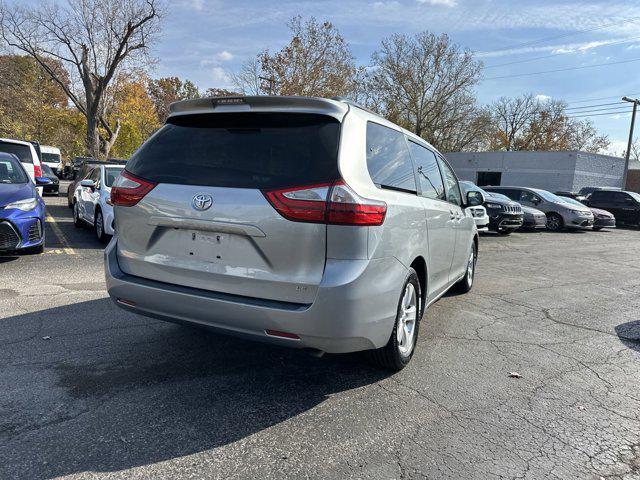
{"left": 366, "top": 122, "right": 417, "bottom": 193}
{"left": 126, "top": 113, "right": 341, "bottom": 189}
{"left": 407, "top": 141, "right": 445, "bottom": 200}
{"left": 0, "top": 142, "right": 32, "bottom": 164}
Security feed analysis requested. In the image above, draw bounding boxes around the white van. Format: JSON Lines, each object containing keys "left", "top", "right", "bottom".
{"left": 41, "top": 145, "right": 62, "bottom": 175}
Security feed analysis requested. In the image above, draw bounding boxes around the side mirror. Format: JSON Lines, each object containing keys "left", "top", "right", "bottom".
{"left": 35, "top": 176, "right": 52, "bottom": 185}
{"left": 466, "top": 190, "right": 484, "bottom": 207}
{"left": 80, "top": 179, "right": 95, "bottom": 189}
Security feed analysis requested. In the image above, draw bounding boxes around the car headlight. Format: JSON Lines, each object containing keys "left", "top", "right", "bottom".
{"left": 3, "top": 198, "right": 38, "bottom": 211}
{"left": 485, "top": 202, "right": 502, "bottom": 209}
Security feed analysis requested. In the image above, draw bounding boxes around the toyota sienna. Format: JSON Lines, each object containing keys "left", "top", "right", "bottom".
{"left": 105, "top": 96, "right": 481, "bottom": 370}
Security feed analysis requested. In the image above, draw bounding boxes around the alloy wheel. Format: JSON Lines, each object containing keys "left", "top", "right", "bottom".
{"left": 397, "top": 283, "right": 418, "bottom": 356}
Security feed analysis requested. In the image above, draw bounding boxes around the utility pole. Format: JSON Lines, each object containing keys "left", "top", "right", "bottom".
{"left": 622, "top": 96, "right": 640, "bottom": 189}
{"left": 259, "top": 76, "right": 275, "bottom": 95}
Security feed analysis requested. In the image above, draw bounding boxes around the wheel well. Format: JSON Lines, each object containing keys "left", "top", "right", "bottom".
{"left": 410, "top": 256, "right": 427, "bottom": 311}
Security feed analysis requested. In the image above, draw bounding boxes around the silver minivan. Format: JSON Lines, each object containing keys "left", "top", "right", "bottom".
{"left": 105, "top": 96, "right": 480, "bottom": 370}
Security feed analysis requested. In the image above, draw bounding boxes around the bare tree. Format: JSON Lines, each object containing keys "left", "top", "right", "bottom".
{"left": 148, "top": 76, "right": 200, "bottom": 123}
{"left": 259, "top": 16, "right": 359, "bottom": 97}
{"left": 0, "top": 0, "right": 163, "bottom": 159}
{"left": 486, "top": 94, "right": 540, "bottom": 151}
{"left": 366, "top": 32, "right": 482, "bottom": 148}
{"left": 486, "top": 94, "right": 610, "bottom": 153}
{"left": 230, "top": 58, "right": 262, "bottom": 95}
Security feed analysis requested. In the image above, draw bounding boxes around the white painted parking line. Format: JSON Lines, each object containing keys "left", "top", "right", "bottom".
{"left": 45, "top": 213, "right": 76, "bottom": 255}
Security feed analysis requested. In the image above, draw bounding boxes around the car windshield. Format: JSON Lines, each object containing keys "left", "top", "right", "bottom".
{"left": 42, "top": 152, "right": 61, "bottom": 163}
{"left": 485, "top": 191, "right": 510, "bottom": 202}
{"left": 0, "top": 156, "right": 29, "bottom": 184}
{"left": 558, "top": 196, "right": 584, "bottom": 207}
{"left": 0, "top": 141, "right": 32, "bottom": 164}
{"left": 104, "top": 168, "right": 123, "bottom": 187}
{"left": 533, "top": 189, "right": 569, "bottom": 203}
{"left": 42, "top": 164, "right": 54, "bottom": 176}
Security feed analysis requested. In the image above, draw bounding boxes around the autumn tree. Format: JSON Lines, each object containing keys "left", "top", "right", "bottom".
{"left": 231, "top": 58, "right": 262, "bottom": 95}
{"left": 0, "top": 55, "right": 85, "bottom": 159}
{"left": 365, "top": 32, "right": 483, "bottom": 151}
{"left": 259, "top": 16, "right": 360, "bottom": 97}
{"left": 107, "top": 73, "right": 160, "bottom": 158}
{"left": 486, "top": 94, "right": 609, "bottom": 153}
{"left": 0, "top": 0, "right": 163, "bottom": 160}
{"left": 147, "top": 76, "right": 200, "bottom": 123}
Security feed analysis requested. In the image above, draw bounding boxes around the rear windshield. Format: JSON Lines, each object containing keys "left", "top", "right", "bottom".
{"left": 126, "top": 113, "right": 341, "bottom": 189}
{"left": 0, "top": 142, "right": 32, "bottom": 164}
{"left": 104, "top": 168, "right": 123, "bottom": 187}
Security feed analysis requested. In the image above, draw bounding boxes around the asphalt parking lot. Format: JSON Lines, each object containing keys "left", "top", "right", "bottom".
{"left": 1, "top": 181, "right": 639, "bottom": 480}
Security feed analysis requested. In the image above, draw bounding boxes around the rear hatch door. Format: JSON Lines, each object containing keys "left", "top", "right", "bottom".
{"left": 115, "top": 112, "right": 342, "bottom": 304}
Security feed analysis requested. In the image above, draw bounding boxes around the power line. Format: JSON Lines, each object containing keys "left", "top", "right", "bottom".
{"left": 483, "top": 35, "right": 640, "bottom": 69}
{"left": 565, "top": 101, "right": 625, "bottom": 111}
{"left": 483, "top": 57, "right": 640, "bottom": 80}
{"left": 565, "top": 106, "right": 632, "bottom": 115}
{"left": 565, "top": 92, "right": 640, "bottom": 105}
{"left": 478, "top": 17, "right": 640, "bottom": 55}
{"left": 567, "top": 110, "right": 633, "bottom": 118}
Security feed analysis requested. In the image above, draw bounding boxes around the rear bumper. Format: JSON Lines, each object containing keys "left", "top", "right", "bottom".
{"left": 104, "top": 239, "right": 405, "bottom": 353}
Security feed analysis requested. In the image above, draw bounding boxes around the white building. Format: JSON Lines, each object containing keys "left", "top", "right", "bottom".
{"left": 446, "top": 151, "right": 625, "bottom": 191}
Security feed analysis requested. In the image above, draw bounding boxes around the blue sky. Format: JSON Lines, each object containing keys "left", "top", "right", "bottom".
{"left": 155, "top": 0, "right": 640, "bottom": 152}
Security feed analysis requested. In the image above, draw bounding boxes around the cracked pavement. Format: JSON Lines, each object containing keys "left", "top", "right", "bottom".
{"left": 0, "top": 188, "right": 639, "bottom": 479}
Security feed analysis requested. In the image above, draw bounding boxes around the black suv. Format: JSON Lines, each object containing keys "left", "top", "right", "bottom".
{"left": 460, "top": 181, "right": 523, "bottom": 235}
{"left": 585, "top": 189, "right": 640, "bottom": 227}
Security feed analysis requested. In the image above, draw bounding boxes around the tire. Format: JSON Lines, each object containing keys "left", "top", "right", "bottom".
{"left": 546, "top": 213, "right": 563, "bottom": 231}
{"left": 94, "top": 209, "right": 109, "bottom": 244}
{"left": 454, "top": 242, "right": 477, "bottom": 294}
{"left": 368, "top": 268, "right": 421, "bottom": 371}
{"left": 73, "top": 201, "right": 83, "bottom": 228}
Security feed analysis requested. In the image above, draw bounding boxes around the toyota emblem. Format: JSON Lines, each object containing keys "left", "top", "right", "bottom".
{"left": 192, "top": 193, "right": 213, "bottom": 211}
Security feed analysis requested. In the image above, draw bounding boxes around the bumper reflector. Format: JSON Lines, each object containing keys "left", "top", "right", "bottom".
{"left": 117, "top": 298, "right": 137, "bottom": 307}
{"left": 265, "top": 329, "right": 300, "bottom": 340}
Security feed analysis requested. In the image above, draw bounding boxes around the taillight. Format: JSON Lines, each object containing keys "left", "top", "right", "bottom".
{"left": 34, "top": 163, "right": 42, "bottom": 177}
{"left": 110, "top": 170, "right": 156, "bottom": 206}
{"left": 263, "top": 180, "right": 386, "bottom": 226}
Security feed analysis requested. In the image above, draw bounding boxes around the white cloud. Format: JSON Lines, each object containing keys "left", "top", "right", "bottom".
{"left": 417, "top": 0, "right": 457, "bottom": 6}
{"left": 211, "top": 67, "right": 231, "bottom": 85}
{"left": 191, "top": 0, "right": 205, "bottom": 11}
{"left": 215, "top": 50, "right": 234, "bottom": 61}
{"left": 478, "top": 36, "right": 639, "bottom": 59}
{"left": 535, "top": 94, "right": 551, "bottom": 102}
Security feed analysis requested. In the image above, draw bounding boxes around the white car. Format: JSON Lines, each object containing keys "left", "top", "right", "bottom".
{"left": 73, "top": 164, "right": 124, "bottom": 242}
{"left": 466, "top": 205, "right": 489, "bottom": 231}
{"left": 0, "top": 138, "right": 44, "bottom": 195}
{"left": 41, "top": 145, "right": 62, "bottom": 175}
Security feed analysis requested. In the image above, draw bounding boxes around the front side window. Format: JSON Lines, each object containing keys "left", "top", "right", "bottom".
{"left": 104, "top": 168, "right": 122, "bottom": 187}
{"left": 366, "top": 122, "right": 417, "bottom": 193}
{"left": 407, "top": 141, "right": 445, "bottom": 200}
{"left": 520, "top": 190, "right": 541, "bottom": 204}
{"left": 437, "top": 156, "right": 462, "bottom": 206}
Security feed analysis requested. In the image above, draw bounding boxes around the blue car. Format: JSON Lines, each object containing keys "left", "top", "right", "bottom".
{"left": 0, "top": 152, "right": 50, "bottom": 254}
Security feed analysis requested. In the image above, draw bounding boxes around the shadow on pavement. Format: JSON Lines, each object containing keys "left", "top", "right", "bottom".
{"left": 615, "top": 320, "right": 640, "bottom": 353}
{"left": 0, "top": 298, "right": 388, "bottom": 478}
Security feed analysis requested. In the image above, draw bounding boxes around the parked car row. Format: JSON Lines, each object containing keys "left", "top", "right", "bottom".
{"left": 461, "top": 181, "right": 634, "bottom": 234}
